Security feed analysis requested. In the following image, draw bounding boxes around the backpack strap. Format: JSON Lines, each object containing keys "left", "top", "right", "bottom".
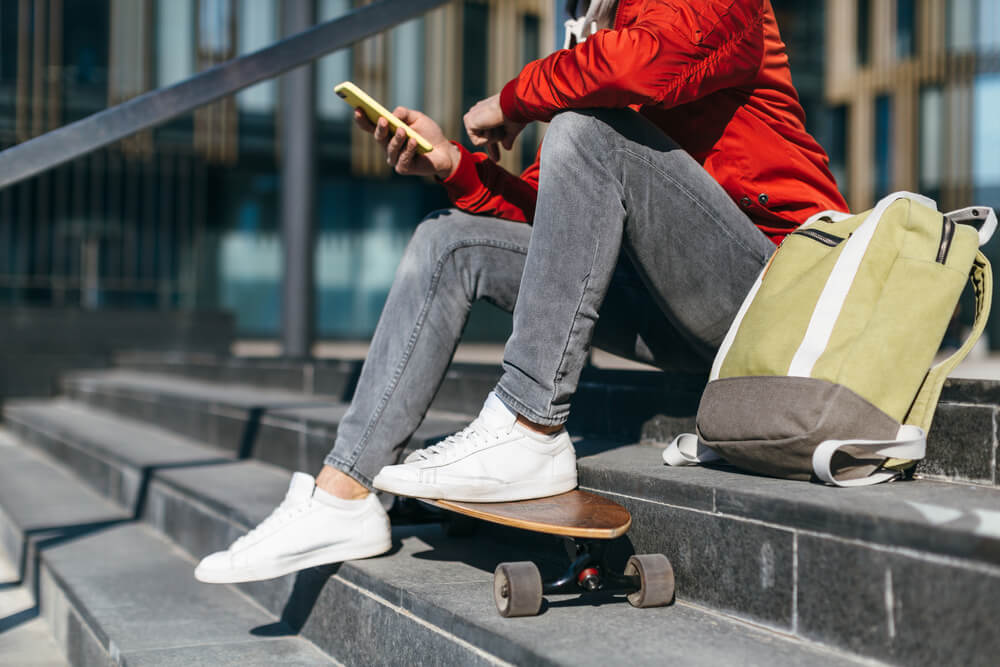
{"left": 905, "top": 251, "right": 993, "bottom": 432}
{"left": 662, "top": 433, "right": 721, "bottom": 466}
{"left": 811, "top": 424, "right": 926, "bottom": 487}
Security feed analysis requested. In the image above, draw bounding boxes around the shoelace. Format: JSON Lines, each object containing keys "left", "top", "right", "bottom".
{"left": 231, "top": 495, "right": 308, "bottom": 550}
{"left": 411, "top": 416, "right": 510, "bottom": 462}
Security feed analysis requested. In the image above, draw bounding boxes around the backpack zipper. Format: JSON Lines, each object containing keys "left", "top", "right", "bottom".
{"left": 791, "top": 228, "right": 845, "bottom": 247}
{"left": 936, "top": 215, "right": 955, "bottom": 264}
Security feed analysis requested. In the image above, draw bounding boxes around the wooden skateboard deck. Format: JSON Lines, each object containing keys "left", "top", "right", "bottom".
{"left": 425, "top": 489, "right": 631, "bottom": 540}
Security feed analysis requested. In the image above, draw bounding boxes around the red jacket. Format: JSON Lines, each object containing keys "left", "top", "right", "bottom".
{"left": 441, "top": 0, "right": 847, "bottom": 243}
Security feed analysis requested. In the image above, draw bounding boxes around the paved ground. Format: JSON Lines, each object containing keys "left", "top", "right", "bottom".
{"left": 233, "top": 340, "right": 1000, "bottom": 379}
{"left": 0, "top": 555, "right": 68, "bottom": 667}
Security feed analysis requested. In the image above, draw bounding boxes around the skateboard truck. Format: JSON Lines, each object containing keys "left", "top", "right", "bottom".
{"left": 494, "top": 538, "right": 674, "bottom": 618}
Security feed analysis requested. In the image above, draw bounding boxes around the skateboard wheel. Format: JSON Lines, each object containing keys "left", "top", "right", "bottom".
{"left": 624, "top": 554, "right": 674, "bottom": 608}
{"left": 493, "top": 562, "right": 543, "bottom": 617}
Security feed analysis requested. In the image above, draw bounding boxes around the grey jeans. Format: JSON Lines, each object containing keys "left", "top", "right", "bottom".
{"left": 324, "top": 108, "right": 775, "bottom": 487}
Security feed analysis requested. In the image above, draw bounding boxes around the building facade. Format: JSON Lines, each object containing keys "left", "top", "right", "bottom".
{"left": 822, "top": 0, "right": 1000, "bottom": 345}
{"left": 0, "top": 0, "right": 553, "bottom": 338}
{"left": 2, "top": 1, "right": 998, "bottom": 343}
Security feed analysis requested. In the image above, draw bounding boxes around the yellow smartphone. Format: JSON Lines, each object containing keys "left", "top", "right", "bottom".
{"left": 335, "top": 81, "right": 434, "bottom": 154}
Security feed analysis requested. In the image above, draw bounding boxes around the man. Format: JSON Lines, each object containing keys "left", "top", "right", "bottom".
{"left": 195, "top": 0, "right": 847, "bottom": 584}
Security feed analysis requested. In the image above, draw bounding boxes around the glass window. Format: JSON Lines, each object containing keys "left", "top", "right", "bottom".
{"left": 236, "top": 0, "right": 277, "bottom": 113}
{"left": 896, "top": 0, "right": 915, "bottom": 59}
{"left": 316, "top": 0, "right": 352, "bottom": 120}
{"left": 0, "top": 0, "right": 15, "bottom": 83}
{"left": 156, "top": 0, "right": 194, "bottom": 88}
{"left": 919, "top": 86, "right": 943, "bottom": 201}
{"left": 461, "top": 1, "right": 489, "bottom": 150}
{"left": 874, "top": 94, "right": 892, "bottom": 199}
{"left": 857, "top": 0, "right": 871, "bottom": 66}
{"left": 199, "top": 0, "right": 232, "bottom": 54}
{"left": 948, "top": 0, "right": 976, "bottom": 53}
{"left": 825, "top": 105, "right": 848, "bottom": 201}
{"left": 977, "top": 0, "right": 1000, "bottom": 54}
{"left": 520, "top": 13, "right": 541, "bottom": 171}
{"left": 973, "top": 73, "right": 1000, "bottom": 194}
{"left": 390, "top": 18, "right": 425, "bottom": 113}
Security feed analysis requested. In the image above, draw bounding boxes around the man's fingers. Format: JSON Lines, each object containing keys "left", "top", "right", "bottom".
{"left": 396, "top": 138, "right": 418, "bottom": 173}
{"left": 386, "top": 128, "right": 407, "bottom": 165}
{"left": 373, "top": 117, "right": 390, "bottom": 143}
{"left": 487, "top": 142, "right": 500, "bottom": 161}
{"left": 354, "top": 109, "right": 376, "bottom": 133}
{"left": 393, "top": 106, "right": 416, "bottom": 123}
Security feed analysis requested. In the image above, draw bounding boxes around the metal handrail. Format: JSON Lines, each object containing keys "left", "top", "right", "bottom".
{"left": 0, "top": 0, "right": 449, "bottom": 191}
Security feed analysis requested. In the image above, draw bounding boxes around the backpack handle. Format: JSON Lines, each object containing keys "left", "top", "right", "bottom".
{"left": 945, "top": 206, "right": 997, "bottom": 246}
{"left": 905, "top": 252, "right": 993, "bottom": 432}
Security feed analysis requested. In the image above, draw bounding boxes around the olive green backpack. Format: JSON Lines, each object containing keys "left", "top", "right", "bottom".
{"left": 665, "top": 191, "right": 996, "bottom": 486}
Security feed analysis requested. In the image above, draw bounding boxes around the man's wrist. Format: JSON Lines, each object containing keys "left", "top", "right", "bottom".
{"left": 435, "top": 143, "right": 463, "bottom": 181}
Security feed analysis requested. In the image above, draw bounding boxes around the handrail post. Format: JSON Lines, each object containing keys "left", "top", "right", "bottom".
{"left": 281, "top": 0, "right": 317, "bottom": 359}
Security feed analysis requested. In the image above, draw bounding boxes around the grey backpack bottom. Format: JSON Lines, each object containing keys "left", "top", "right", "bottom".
{"left": 696, "top": 376, "right": 902, "bottom": 481}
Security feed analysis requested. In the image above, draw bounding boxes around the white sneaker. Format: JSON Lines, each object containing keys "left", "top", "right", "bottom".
{"left": 372, "top": 392, "right": 577, "bottom": 502}
{"left": 194, "top": 472, "right": 391, "bottom": 584}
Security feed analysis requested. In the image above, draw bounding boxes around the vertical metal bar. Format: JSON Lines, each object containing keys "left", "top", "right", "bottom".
{"left": 87, "top": 149, "right": 104, "bottom": 307}
{"left": 107, "top": 150, "right": 121, "bottom": 280}
{"left": 47, "top": 0, "right": 61, "bottom": 131}
{"left": 16, "top": 181, "right": 30, "bottom": 301}
{"left": 191, "top": 157, "right": 206, "bottom": 309}
{"left": 15, "top": 0, "right": 30, "bottom": 144}
{"left": 70, "top": 155, "right": 85, "bottom": 301}
{"left": 52, "top": 162, "right": 67, "bottom": 304}
{"left": 159, "top": 151, "right": 174, "bottom": 308}
{"left": 1, "top": 186, "right": 11, "bottom": 279}
{"left": 280, "top": 0, "right": 316, "bottom": 358}
{"left": 35, "top": 171, "right": 49, "bottom": 278}
{"left": 31, "top": 0, "right": 46, "bottom": 138}
{"left": 143, "top": 154, "right": 156, "bottom": 291}
{"left": 177, "top": 152, "right": 192, "bottom": 308}
{"left": 124, "top": 154, "right": 139, "bottom": 283}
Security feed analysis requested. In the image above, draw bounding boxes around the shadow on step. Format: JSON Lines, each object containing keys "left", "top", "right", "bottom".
{"left": 1, "top": 517, "right": 130, "bottom": 635}
{"left": 250, "top": 564, "right": 342, "bottom": 637}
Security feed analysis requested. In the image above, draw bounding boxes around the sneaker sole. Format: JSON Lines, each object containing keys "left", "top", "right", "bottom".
{"left": 194, "top": 535, "right": 393, "bottom": 584}
{"left": 372, "top": 473, "right": 578, "bottom": 503}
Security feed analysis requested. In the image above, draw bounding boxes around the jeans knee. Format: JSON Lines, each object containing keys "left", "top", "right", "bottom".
{"left": 398, "top": 210, "right": 463, "bottom": 280}
{"left": 542, "top": 110, "right": 615, "bottom": 163}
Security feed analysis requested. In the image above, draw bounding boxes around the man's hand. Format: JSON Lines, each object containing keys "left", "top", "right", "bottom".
{"left": 463, "top": 94, "right": 525, "bottom": 161}
{"left": 354, "top": 107, "right": 461, "bottom": 179}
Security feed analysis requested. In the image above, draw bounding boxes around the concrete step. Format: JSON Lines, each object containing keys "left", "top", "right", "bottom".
{"left": 0, "top": 431, "right": 333, "bottom": 666}
{"left": 0, "top": 528, "right": 69, "bottom": 667}
{"left": 110, "top": 352, "right": 708, "bottom": 442}
{"left": 110, "top": 352, "right": 1000, "bottom": 485}
{"left": 58, "top": 371, "right": 473, "bottom": 475}
{"left": 7, "top": 399, "right": 1000, "bottom": 664}
{"left": 0, "top": 413, "right": 870, "bottom": 666}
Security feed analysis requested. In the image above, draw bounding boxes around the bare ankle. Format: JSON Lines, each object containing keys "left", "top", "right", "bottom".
{"left": 516, "top": 414, "right": 563, "bottom": 435}
{"left": 315, "top": 465, "right": 370, "bottom": 500}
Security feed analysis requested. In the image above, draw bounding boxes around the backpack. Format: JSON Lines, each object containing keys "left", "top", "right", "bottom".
{"left": 664, "top": 191, "right": 996, "bottom": 486}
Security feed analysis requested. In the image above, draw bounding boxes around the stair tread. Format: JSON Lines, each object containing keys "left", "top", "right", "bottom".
{"left": 0, "top": 417, "right": 866, "bottom": 666}
{"left": 579, "top": 443, "right": 1000, "bottom": 567}
{"left": 142, "top": 456, "right": 870, "bottom": 666}
{"left": 0, "top": 432, "right": 334, "bottom": 665}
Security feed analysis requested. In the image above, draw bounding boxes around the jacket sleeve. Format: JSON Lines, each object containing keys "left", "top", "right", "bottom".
{"left": 439, "top": 142, "right": 541, "bottom": 224}
{"left": 499, "top": 0, "right": 766, "bottom": 123}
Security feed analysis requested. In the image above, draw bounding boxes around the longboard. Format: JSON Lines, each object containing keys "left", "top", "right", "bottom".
{"left": 418, "top": 489, "right": 674, "bottom": 617}
{"left": 426, "top": 490, "right": 631, "bottom": 539}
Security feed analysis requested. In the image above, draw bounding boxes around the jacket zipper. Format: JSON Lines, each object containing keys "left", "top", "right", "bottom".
{"left": 936, "top": 216, "right": 955, "bottom": 264}
{"left": 791, "top": 228, "right": 844, "bottom": 247}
